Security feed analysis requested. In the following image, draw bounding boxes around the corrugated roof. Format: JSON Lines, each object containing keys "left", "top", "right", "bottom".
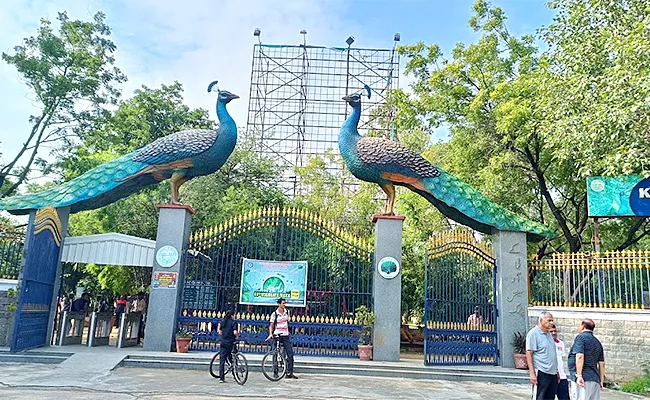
{"left": 61, "top": 233, "right": 155, "bottom": 267}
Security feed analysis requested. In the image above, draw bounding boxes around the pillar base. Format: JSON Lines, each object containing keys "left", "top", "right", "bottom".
{"left": 144, "top": 205, "right": 193, "bottom": 352}
{"left": 371, "top": 214, "right": 404, "bottom": 362}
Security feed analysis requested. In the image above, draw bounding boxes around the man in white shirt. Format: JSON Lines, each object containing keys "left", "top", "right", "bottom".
{"left": 550, "top": 323, "right": 569, "bottom": 400}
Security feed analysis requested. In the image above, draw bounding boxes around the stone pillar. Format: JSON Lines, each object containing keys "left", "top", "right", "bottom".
{"left": 144, "top": 204, "right": 194, "bottom": 352}
{"left": 492, "top": 229, "right": 528, "bottom": 368}
{"left": 46, "top": 206, "right": 70, "bottom": 346}
{"left": 371, "top": 214, "right": 404, "bottom": 362}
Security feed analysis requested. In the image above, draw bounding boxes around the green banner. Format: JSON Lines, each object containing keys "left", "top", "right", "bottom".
{"left": 239, "top": 258, "right": 308, "bottom": 307}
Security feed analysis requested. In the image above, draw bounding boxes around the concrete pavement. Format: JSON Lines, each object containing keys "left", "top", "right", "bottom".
{"left": 0, "top": 361, "right": 643, "bottom": 399}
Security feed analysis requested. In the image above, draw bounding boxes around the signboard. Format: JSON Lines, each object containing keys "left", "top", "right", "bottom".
{"left": 183, "top": 281, "right": 217, "bottom": 310}
{"left": 587, "top": 176, "right": 650, "bottom": 217}
{"left": 377, "top": 256, "right": 400, "bottom": 279}
{"left": 156, "top": 245, "right": 179, "bottom": 268}
{"left": 152, "top": 271, "right": 178, "bottom": 289}
{"left": 239, "top": 258, "right": 308, "bottom": 307}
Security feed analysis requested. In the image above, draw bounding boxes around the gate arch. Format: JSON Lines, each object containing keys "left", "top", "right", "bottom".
{"left": 178, "top": 207, "right": 373, "bottom": 357}
{"left": 424, "top": 228, "right": 498, "bottom": 365}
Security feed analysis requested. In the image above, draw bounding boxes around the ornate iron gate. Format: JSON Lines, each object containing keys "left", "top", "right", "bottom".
{"left": 11, "top": 208, "right": 63, "bottom": 352}
{"left": 177, "top": 207, "right": 373, "bottom": 357}
{"left": 424, "top": 228, "right": 498, "bottom": 365}
{"left": 0, "top": 226, "right": 24, "bottom": 280}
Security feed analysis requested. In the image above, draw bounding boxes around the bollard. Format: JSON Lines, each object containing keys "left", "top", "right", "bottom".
{"left": 117, "top": 312, "right": 142, "bottom": 348}
{"left": 57, "top": 311, "right": 86, "bottom": 346}
{"left": 87, "top": 312, "right": 113, "bottom": 347}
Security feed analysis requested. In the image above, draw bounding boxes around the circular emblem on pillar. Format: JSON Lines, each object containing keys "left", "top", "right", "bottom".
{"left": 377, "top": 256, "right": 400, "bottom": 279}
{"left": 156, "top": 245, "right": 179, "bottom": 268}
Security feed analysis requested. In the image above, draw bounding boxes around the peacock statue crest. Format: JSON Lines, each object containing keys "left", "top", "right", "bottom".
{"left": 0, "top": 81, "right": 239, "bottom": 215}
{"left": 339, "top": 85, "right": 555, "bottom": 241}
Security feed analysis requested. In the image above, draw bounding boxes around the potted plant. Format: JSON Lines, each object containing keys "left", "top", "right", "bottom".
{"left": 355, "top": 305, "right": 375, "bottom": 361}
{"left": 512, "top": 331, "right": 528, "bottom": 369}
{"left": 175, "top": 332, "right": 192, "bottom": 353}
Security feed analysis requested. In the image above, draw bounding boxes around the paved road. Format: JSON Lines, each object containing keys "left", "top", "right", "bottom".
{"left": 0, "top": 363, "right": 642, "bottom": 399}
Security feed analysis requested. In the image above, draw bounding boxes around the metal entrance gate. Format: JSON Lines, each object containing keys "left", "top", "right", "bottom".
{"left": 0, "top": 226, "right": 24, "bottom": 280}
{"left": 11, "top": 207, "right": 64, "bottom": 352}
{"left": 177, "top": 207, "right": 373, "bottom": 357}
{"left": 424, "top": 229, "right": 498, "bottom": 365}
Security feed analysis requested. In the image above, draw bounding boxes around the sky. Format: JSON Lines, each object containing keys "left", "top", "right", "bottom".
{"left": 0, "top": 0, "right": 556, "bottom": 186}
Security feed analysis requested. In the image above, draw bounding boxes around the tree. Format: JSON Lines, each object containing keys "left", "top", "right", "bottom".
{"left": 1, "top": 12, "right": 126, "bottom": 198}
{"left": 538, "top": 0, "right": 650, "bottom": 249}
{"left": 393, "top": 0, "right": 650, "bottom": 253}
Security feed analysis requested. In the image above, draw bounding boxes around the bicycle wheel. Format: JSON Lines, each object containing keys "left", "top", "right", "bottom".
{"left": 261, "top": 350, "right": 286, "bottom": 381}
{"left": 209, "top": 352, "right": 220, "bottom": 379}
{"left": 232, "top": 352, "right": 249, "bottom": 385}
{"left": 209, "top": 352, "right": 232, "bottom": 379}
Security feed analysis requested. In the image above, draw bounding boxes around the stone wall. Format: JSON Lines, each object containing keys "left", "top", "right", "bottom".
{"left": 528, "top": 306, "right": 650, "bottom": 382}
{"left": 0, "top": 290, "right": 17, "bottom": 347}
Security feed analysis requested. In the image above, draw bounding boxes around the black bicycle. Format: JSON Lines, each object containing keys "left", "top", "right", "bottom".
{"left": 209, "top": 342, "right": 248, "bottom": 385}
{"left": 261, "top": 335, "right": 287, "bottom": 381}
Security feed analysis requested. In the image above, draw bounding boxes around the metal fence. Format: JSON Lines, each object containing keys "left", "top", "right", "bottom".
{"left": 529, "top": 251, "right": 650, "bottom": 309}
{"left": 0, "top": 227, "right": 24, "bottom": 279}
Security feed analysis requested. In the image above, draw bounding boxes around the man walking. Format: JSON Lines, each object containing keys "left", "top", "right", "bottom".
{"left": 568, "top": 319, "right": 605, "bottom": 400}
{"left": 526, "top": 311, "right": 558, "bottom": 400}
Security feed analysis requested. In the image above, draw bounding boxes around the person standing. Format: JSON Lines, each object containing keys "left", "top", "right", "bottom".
{"left": 267, "top": 298, "right": 298, "bottom": 379}
{"left": 71, "top": 292, "right": 91, "bottom": 314}
{"left": 526, "top": 311, "right": 558, "bottom": 400}
{"left": 114, "top": 295, "right": 128, "bottom": 328}
{"left": 568, "top": 319, "right": 605, "bottom": 400}
{"left": 217, "top": 310, "right": 239, "bottom": 383}
{"left": 467, "top": 306, "right": 483, "bottom": 327}
{"left": 550, "top": 323, "right": 569, "bottom": 400}
{"left": 136, "top": 292, "right": 148, "bottom": 344}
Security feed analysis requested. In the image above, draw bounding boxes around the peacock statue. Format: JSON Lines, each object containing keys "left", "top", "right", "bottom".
{"left": 0, "top": 81, "right": 239, "bottom": 215}
{"left": 339, "top": 86, "right": 555, "bottom": 241}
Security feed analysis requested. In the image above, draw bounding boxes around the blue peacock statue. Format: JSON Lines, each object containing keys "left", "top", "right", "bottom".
{"left": 339, "top": 87, "right": 555, "bottom": 241}
{"left": 0, "top": 81, "right": 239, "bottom": 215}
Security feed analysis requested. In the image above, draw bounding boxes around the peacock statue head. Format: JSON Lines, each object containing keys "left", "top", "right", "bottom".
{"left": 207, "top": 80, "right": 239, "bottom": 104}
{"left": 342, "top": 84, "right": 371, "bottom": 106}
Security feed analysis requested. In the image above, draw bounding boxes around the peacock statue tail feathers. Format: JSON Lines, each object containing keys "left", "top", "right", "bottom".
{"left": 418, "top": 170, "right": 555, "bottom": 241}
{"left": 0, "top": 153, "right": 154, "bottom": 215}
{"left": 0, "top": 81, "right": 239, "bottom": 215}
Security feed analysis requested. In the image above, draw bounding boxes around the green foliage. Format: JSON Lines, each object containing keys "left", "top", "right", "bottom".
{"left": 292, "top": 152, "right": 379, "bottom": 238}
{"left": 355, "top": 305, "right": 375, "bottom": 345}
{"left": 619, "top": 361, "right": 650, "bottom": 394}
{"left": 541, "top": 0, "right": 650, "bottom": 178}
{"left": 512, "top": 331, "right": 526, "bottom": 354}
{"left": 6, "top": 287, "right": 17, "bottom": 312}
{"left": 175, "top": 331, "right": 192, "bottom": 339}
{"left": 1, "top": 11, "right": 126, "bottom": 198}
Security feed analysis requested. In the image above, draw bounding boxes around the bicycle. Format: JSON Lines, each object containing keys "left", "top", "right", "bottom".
{"left": 209, "top": 342, "right": 248, "bottom": 385}
{"left": 261, "top": 335, "right": 287, "bottom": 381}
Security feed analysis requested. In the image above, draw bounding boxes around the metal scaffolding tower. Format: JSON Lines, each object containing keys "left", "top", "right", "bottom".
{"left": 246, "top": 32, "right": 400, "bottom": 196}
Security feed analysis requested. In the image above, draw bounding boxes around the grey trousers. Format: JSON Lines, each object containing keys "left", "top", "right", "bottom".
{"left": 570, "top": 380, "right": 601, "bottom": 400}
